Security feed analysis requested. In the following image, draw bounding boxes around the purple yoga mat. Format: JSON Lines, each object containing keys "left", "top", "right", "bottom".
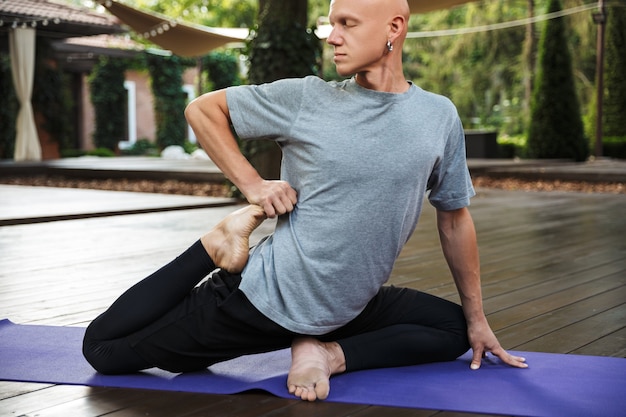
{"left": 1, "top": 319, "right": 624, "bottom": 416}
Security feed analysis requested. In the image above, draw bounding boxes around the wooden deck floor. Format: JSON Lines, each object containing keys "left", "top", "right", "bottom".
{"left": 1, "top": 185, "right": 624, "bottom": 416}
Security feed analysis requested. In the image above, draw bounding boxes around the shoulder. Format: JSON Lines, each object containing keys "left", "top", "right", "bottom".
{"left": 227, "top": 76, "right": 333, "bottom": 101}
{"left": 412, "top": 84, "right": 458, "bottom": 113}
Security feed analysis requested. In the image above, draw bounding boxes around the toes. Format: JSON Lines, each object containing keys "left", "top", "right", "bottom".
{"left": 289, "top": 384, "right": 320, "bottom": 401}
{"left": 315, "top": 381, "right": 330, "bottom": 400}
{"left": 294, "top": 386, "right": 329, "bottom": 401}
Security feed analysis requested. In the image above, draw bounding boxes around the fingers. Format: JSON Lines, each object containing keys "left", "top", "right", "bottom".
{"left": 495, "top": 348, "right": 528, "bottom": 368}
{"left": 470, "top": 348, "right": 483, "bottom": 370}
{"left": 255, "top": 181, "right": 298, "bottom": 218}
{"left": 470, "top": 346, "right": 528, "bottom": 370}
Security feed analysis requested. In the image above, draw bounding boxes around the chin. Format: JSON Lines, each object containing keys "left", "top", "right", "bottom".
{"left": 335, "top": 67, "right": 356, "bottom": 77}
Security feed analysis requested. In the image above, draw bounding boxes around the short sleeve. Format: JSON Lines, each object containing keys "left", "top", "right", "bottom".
{"left": 225, "top": 78, "right": 306, "bottom": 141}
{"left": 427, "top": 116, "right": 475, "bottom": 211}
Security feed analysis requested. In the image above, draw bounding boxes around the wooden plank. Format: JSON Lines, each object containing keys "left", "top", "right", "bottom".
{"left": 0, "top": 184, "right": 234, "bottom": 225}
{"left": 514, "top": 305, "right": 626, "bottom": 354}
{"left": 570, "top": 327, "right": 626, "bottom": 357}
{"left": 0, "top": 381, "right": 53, "bottom": 400}
{"left": 0, "top": 385, "right": 109, "bottom": 415}
{"left": 486, "top": 272, "right": 625, "bottom": 330}
{"left": 1, "top": 187, "right": 625, "bottom": 417}
{"left": 495, "top": 286, "right": 626, "bottom": 354}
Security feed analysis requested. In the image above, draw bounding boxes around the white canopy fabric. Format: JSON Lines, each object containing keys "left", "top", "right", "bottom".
{"left": 98, "top": 0, "right": 248, "bottom": 57}
{"left": 9, "top": 27, "right": 41, "bottom": 162}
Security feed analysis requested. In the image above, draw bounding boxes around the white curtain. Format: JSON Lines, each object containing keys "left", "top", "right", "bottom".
{"left": 10, "top": 27, "right": 41, "bottom": 161}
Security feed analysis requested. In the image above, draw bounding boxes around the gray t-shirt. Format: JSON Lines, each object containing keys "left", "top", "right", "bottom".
{"left": 226, "top": 76, "right": 474, "bottom": 335}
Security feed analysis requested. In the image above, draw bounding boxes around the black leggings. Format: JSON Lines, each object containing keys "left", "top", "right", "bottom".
{"left": 83, "top": 240, "right": 469, "bottom": 374}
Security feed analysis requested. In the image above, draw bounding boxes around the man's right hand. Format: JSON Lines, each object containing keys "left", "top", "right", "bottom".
{"left": 245, "top": 180, "right": 298, "bottom": 218}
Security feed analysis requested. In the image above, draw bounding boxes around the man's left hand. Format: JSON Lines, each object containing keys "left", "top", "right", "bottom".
{"left": 467, "top": 319, "right": 528, "bottom": 370}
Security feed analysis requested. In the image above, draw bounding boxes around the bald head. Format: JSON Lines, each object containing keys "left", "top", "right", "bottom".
{"left": 329, "top": 0, "right": 410, "bottom": 41}
{"left": 330, "top": 0, "right": 410, "bottom": 19}
{"left": 327, "top": 0, "right": 410, "bottom": 89}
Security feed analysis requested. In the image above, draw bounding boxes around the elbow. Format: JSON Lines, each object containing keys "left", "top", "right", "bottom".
{"left": 184, "top": 90, "right": 229, "bottom": 129}
{"left": 184, "top": 97, "right": 200, "bottom": 126}
{"left": 437, "top": 207, "right": 474, "bottom": 237}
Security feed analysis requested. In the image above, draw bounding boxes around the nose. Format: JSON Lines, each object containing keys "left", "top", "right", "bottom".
{"left": 326, "top": 27, "right": 341, "bottom": 46}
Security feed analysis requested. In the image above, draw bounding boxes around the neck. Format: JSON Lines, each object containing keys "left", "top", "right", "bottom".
{"left": 354, "top": 59, "right": 408, "bottom": 93}
{"left": 355, "top": 71, "right": 409, "bottom": 93}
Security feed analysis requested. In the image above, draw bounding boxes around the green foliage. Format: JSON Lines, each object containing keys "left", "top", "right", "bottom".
{"left": 135, "top": 0, "right": 256, "bottom": 28}
{"left": 32, "top": 40, "right": 75, "bottom": 152}
{"left": 603, "top": 4, "right": 626, "bottom": 137}
{"left": 498, "top": 134, "right": 528, "bottom": 158}
{"left": 0, "top": 53, "right": 17, "bottom": 159}
{"left": 182, "top": 140, "right": 199, "bottom": 154}
{"left": 405, "top": 1, "right": 527, "bottom": 136}
{"left": 527, "top": 0, "right": 588, "bottom": 161}
{"left": 61, "top": 147, "right": 117, "bottom": 157}
{"left": 86, "top": 147, "right": 117, "bottom": 157}
{"left": 602, "top": 137, "right": 626, "bottom": 159}
{"left": 146, "top": 53, "right": 188, "bottom": 149}
{"left": 202, "top": 51, "right": 241, "bottom": 91}
{"left": 90, "top": 56, "right": 129, "bottom": 151}
{"left": 120, "top": 138, "right": 160, "bottom": 156}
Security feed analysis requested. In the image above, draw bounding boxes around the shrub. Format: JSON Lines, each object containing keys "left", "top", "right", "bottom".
{"left": 603, "top": 137, "right": 626, "bottom": 159}
{"left": 527, "top": 0, "right": 588, "bottom": 161}
{"left": 120, "top": 138, "right": 159, "bottom": 156}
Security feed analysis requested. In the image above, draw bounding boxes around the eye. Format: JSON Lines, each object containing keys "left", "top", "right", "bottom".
{"left": 341, "top": 19, "right": 356, "bottom": 28}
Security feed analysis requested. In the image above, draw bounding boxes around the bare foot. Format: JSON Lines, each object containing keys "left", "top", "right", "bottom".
{"left": 287, "top": 337, "right": 346, "bottom": 401}
{"left": 200, "top": 205, "right": 266, "bottom": 273}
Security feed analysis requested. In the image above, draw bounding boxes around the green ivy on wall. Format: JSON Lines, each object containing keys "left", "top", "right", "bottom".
{"left": 0, "top": 53, "right": 17, "bottom": 159}
{"left": 146, "top": 53, "right": 188, "bottom": 149}
{"left": 202, "top": 51, "right": 241, "bottom": 92}
{"left": 90, "top": 56, "right": 129, "bottom": 151}
{"left": 32, "top": 40, "right": 74, "bottom": 152}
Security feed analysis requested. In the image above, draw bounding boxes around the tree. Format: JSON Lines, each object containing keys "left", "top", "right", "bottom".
{"left": 248, "top": 0, "right": 318, "bottom": 84}
{"left": 603, "top": 4, "right": 626, "bottom": 138}
{"left": 527, "top": 0, "right": 588, "bottom": 161}
{"left": 243, "top": 0, "right": 320, "bottom": 179}
{"left": 522, "top": 0, "right": 536, "bottom": 121}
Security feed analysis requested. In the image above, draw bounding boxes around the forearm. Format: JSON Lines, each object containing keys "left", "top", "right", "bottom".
{"left": 437, "top": 207, "right": 528, "bottom": 369}
{"left": 185, "top": 90, "right": 297, "bottom": 217}
{"left": 185, "top": 90, "right": 263, "bottom": 197}
{"left": 437, "top": 207, "right": 486, "bottom": 324}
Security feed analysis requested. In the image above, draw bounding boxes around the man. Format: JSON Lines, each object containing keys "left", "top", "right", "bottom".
{"left": 83, "top": 0, "right": 527, "bottom": 403}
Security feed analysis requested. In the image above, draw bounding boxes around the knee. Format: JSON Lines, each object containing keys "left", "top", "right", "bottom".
{"left": 438, "top": 306, "right": 470, "bottom": 361}
{"left": 452, "top": 307, "right": 470, "bottom": 356}
{"left": 82, "top": 328, "right": 141, "bottom": 375}
{"left": 82, "top": 333, "right": 116, "bottom": 375}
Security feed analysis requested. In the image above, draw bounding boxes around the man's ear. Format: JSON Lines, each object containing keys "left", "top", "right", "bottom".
{"left": 388, "top": 15, "right": 406, "bottom": 44}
